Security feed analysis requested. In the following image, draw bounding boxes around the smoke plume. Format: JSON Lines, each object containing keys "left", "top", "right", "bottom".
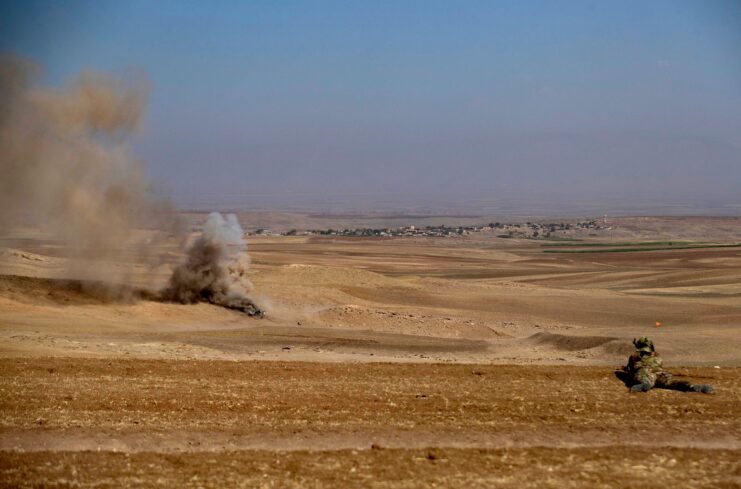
{"left": 0, "top": 55, "right": 175, "bottom": 292}
{"left": 0, "top": 56, "right": 262, "bottom": 315}
{"left": 163, "top": 212, "right": 263, "bottom": 316}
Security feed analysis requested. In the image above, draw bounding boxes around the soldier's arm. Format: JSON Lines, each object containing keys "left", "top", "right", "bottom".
{"left": 626, "top": 352, "right": 639, "bottom": 372}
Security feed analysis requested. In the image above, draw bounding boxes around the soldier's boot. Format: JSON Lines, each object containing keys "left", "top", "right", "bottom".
{"left": 690, "top": 384, "right": 714, "bottom": 394}
{"left": 630, "top": 382, "right": 652, "bottom": 392}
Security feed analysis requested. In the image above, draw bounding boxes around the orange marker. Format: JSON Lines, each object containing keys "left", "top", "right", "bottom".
{"left": 655, "top": 321, "right": 661, "bottom": 327}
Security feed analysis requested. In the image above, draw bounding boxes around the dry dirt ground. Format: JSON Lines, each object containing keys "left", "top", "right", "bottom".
{"left": 0, "top": 216, "right": 740, "bottom": 487}
{"left": 1, "top": 359, "right": 739, "bottom": 487}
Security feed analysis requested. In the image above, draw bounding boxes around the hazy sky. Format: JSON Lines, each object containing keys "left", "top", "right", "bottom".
{"left": 2, "top": 1, "right": 740, "bottom": 211}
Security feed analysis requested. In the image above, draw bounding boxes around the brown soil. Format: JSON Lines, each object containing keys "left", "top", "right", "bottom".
{"left": 1, "top": 359, "right": 739, "bottom": 487}
{"left": 3, "top": 447, "right": 739, "bottom": 489}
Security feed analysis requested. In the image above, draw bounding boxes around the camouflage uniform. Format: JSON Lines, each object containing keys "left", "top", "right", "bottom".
{"left": 626, "top": 337, "right": 713, "bottom": 393}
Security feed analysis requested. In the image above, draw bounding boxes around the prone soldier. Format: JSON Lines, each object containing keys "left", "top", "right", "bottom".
{"left": 625, "top": 337, "right": 714, "bottom": 393}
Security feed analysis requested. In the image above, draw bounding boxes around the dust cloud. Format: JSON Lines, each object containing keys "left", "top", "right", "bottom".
{"left": 0, "top": 56, "right": 261, "bottom": 314}
{"left": 0, "top": 55, "right": 178, "bottom": 293}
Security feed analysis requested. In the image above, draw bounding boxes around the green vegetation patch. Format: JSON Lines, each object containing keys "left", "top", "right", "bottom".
{"left": 541, "top": 241, "right": 703, "bottom": 248}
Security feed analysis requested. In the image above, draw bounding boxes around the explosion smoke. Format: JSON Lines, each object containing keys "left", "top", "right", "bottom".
{"left": 0, "top": 55, "right": 175, "bottom": 293}
{"left": 163, "top": 212, "right": 263, "bottom": 317}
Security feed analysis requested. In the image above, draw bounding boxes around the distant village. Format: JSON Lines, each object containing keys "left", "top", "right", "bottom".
{"left": 248, "top": 218, "right": 608, "bottom": 239}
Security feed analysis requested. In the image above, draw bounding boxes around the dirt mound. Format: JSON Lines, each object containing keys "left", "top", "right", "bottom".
{"left": 0, "top": 248, "right": 52, "bottom": 263}
{"left": 597, "top": 339, "right": 637, "bottom": 356}
{"left": 526, "top": 332, "right": 618, "bottom": 351}
{"left": 0, "top": 274, "right": 154, "bottom": 305}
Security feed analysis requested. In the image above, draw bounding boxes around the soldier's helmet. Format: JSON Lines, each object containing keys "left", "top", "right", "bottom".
{"left": 633, "top": 337, "right": 654, "bottom": 353}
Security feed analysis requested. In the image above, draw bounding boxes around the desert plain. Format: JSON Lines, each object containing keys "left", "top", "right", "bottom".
{"left": 1, "top": 214, "right": 740, "bottom": 487}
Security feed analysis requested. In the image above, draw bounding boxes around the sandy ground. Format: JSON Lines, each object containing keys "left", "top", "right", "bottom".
{"left": 0, "top": 216, "right": 739, "bottom": 487}
{"left": 1, "top": 227, "right": 739, "bottom": 365}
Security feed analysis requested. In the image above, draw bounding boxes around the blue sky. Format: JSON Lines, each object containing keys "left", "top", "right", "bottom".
{"left": 2, "top": 1, "right": 740, "bottom": 211}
